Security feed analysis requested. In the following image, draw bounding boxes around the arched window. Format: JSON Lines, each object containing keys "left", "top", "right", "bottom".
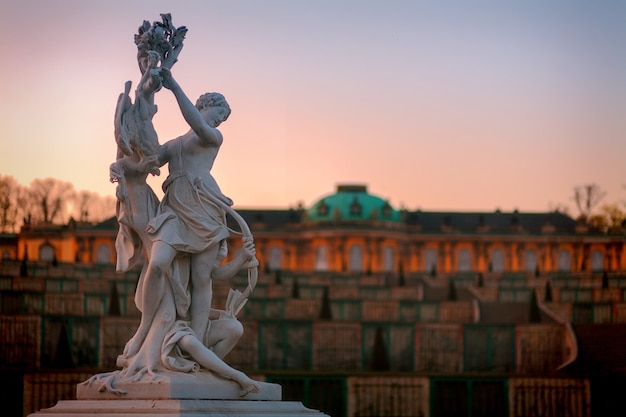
{"left": 349, "top": 244, "right": 363, "bottom": 272}
{"left": 381, "top": 202, "right": 392, "bottom": 218}
{"left": 383, "top": 246, "right": 395, "bottom": 272}
{"left": 491, "top": 249, "right": 505, "bottom": 272}
{"left": 317, "top": 200, "right": 328, "bottom": 216}
{"left": 558, "top": 249, "right": 572, "bottom": 272}
{"left": 425, "top": 248, "right": 437, "bottom": 273}
{"left": 96, "top": 244, "right": 111, "bottom": 264}
{"left": 458, "top": 248, "right": 471, "bottom": 272}
{"left": 39, "top": 243, "right": 55, "bottom": 262}
{"left": 525, "top": 249, "right": 537, "bottom": 272}
{"left": 315, "top": 245, "right": 328, "bottom": 271}
{"left": 268, "top": 246, "right": 282, "bottom": 271}
{"left": 590, "top": 250, "right": 604, "bottom": 272}
{"left": 350, "top": 198, "right": 362, "bottom": 216}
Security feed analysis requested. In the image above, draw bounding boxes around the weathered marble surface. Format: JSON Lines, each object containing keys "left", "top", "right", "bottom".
{"left": 102, "top": 13, "right": 261, "bottom": 397}
{"left": 77, "top": 371, "right": 281, "bottom": 401}
{"left": 28, "top": 399, "right": 329, "bottom": 417}
{"left": 28, "top": 13, "right": 330, "bottom": 416}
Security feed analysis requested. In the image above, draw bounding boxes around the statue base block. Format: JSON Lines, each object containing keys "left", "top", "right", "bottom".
{"left": 27, "top": 399, "right": 331, "bottom": 416}
{"left": 76, "top": 370, "right": 281, "bottom": 401}
{"left": 28, "top": 371, "right": 330, "bottom": 416}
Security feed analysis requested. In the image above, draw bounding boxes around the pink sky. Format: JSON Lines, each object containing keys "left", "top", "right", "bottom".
{"left": 1, "top": 1, "right": 625, "bottom": 213}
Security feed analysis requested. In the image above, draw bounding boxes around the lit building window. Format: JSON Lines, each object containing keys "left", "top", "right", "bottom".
{"left": 349, "top": 244, "right": 363, "bottom": 272}
{"left": 458, "top": 248, "right": 471, "bottom": 272}
{"left": 525, "top": 249, "right": 537, "bottom": 272}
{"left": 383, "top": 246, "right": 395, "bottom": 272}
{"left": 39, "top": 244, "right": 54, "bottom": 262}
{"left": 590, "top": 250, "right": 604, "bottom": 272}
{"left": 491, "top": 249, "right": 505, "bottom": 272}
{"left": 96, "top": 244, "right": 111, "bottom": 264}
{"left": 425, "top": 248, "right": 437, "bottom": 273}
{"left": 315, "top": 245, "right": 329, "bottom": 271}
{"left": 558, "top": 249, "right": 572, "bottom": 272}
{"left": 269, "top": 246, "right": 283, "bottom": 271}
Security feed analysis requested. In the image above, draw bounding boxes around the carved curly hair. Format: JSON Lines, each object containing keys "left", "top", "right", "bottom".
{"left": 195, "top": 92, "right": 231, "bottom": 119}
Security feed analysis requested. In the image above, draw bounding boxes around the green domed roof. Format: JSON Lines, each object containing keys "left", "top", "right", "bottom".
{"left": 306, "top": 184, "right": 401, "bottom": 222}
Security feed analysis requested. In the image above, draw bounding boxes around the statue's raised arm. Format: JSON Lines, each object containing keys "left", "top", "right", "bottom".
{"left": 160, "top": 68, "right": 226, "bottom": 148}
{"left": 114, "top": 14, "right": 188, "bottom": 162}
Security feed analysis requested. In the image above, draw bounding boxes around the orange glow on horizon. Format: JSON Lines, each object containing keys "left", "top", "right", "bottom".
{"left": 1, "top": 1, "right": 625, "bottom": 213}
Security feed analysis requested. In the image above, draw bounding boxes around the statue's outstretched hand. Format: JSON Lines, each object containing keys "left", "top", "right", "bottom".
{"left": 241, "top": 240, "right": 256, "bottom": 262}
{"left": 139, "top": 155, "right": 161, "bottom": 176}
{"left": 160, "top": 68, "right": 176, "bottom": 90}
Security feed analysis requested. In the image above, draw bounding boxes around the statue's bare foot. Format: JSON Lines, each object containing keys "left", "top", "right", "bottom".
{"left": 123, "top": 331, "right": 145, "bottom": 358}
{"left": 128, "top": 366, "right": 159, "bottom": 382}
{"left": 122, "top": 338, "right": 134, "bottom": 357}
{"left": 235, "top": 373, "right": 261, "bottom": 397}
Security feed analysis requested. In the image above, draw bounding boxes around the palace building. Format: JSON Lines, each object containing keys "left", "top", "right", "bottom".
{"left": 3, "top": 183, "right": 626, "bottom": 416}
{"left": 11, "top": 183, "right": 624, "bottom": 275}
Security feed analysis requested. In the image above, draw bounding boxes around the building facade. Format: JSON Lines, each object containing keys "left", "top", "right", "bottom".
{"left": 11, "top": 184, "right": 625, "bottom": 275}
{"left": 3, "top": 183, "right": 626, "bottom": 416}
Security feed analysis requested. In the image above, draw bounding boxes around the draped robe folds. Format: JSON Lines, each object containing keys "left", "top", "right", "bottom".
{"left": 113, "top": 165, "right": 232, "bottom": 377}
{"left": 146, "top": 171, "right": 231, "bottom": 254}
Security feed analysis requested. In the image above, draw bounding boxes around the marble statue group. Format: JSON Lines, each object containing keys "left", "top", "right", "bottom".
{"left": 90, "top": 13, "right": 260, "bottom": 396}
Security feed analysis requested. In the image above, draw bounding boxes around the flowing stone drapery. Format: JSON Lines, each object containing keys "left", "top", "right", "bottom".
{"left": 87, "top": 13, "right": 260, "bottom": 396}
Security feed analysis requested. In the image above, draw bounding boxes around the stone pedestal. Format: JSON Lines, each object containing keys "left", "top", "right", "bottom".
{"left": 76, "top": 370, "right": 281, "bottom": 401}
{"left": 27, "top": 371, "right": 331, "bottom": 416}
{"left": 28, "top": 399, "right": 328, "bottom": 416}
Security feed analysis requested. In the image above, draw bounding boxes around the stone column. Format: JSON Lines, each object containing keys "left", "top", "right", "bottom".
{"left": 438, "top": 242, "right": 446, "bottom": 274}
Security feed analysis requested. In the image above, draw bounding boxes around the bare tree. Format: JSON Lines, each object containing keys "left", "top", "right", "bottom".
{"left": 2, "top": 176, "right": 116, "bottom": 228}
{"left": 72, "top": 190, "right": 116, "bottom": 223}
{"left": 89, "top": 194, "right": 117, "bottom": 223}
{"left": 572, "top": 183, "right": 606, "bottom": 224}
{"left": 548, "top": 202, "right": 570, "bottom": 216}
{"left": 26, "top": 178, "right": 75, "bottom": 224}
{"left": 74, "top": 190, "right": 95, "bottom": 222}
{"left": 588, "top": 203, "right": 626, "bottom": 231}
{"left": 0, "top": 175, "right": 27, "bottom": 232}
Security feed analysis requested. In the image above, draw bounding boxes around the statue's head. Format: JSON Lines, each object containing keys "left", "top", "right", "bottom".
{"left": 196, "top": 92, "right": 231, "bottom": 124}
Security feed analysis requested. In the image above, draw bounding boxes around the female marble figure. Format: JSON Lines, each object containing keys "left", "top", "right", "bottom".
{"left": 94, "top": 14, "right": 259, "bottom": 396}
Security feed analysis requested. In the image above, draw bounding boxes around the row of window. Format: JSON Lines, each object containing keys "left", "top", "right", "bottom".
{"left": 37, "top": 244, "right": 112, "bottom": 264}
{"left": 30, "top": 243, "right": 607, "bottom": 273}
{"left": 266, "top": 245, "right": 606, "bottom": 273}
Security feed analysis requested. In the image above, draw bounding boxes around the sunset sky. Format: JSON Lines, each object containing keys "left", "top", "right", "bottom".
{"left": 1, "top": 1, "right": 625, "bottom": 214}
